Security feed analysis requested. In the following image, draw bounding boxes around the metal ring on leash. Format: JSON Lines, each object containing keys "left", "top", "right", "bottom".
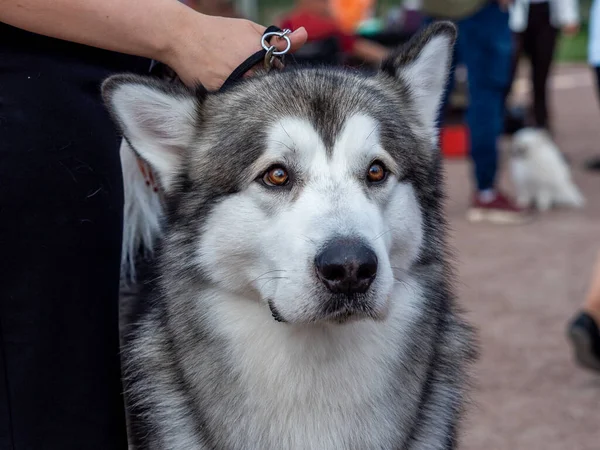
{"left": 264, "top": 46, "right": 276, "bottom": 70}
{"left": 261, "top": 29, "right": 292, "bottom": 56}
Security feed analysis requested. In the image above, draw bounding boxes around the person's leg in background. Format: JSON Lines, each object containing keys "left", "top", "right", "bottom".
{"left": 566, "top": 1, "right": 600, "bottom": 365}
{"left": 568, "top": 250, "right": 600, "bottom": 372}
{"left": 583, "top": 254, "right": 600, "bottom": 327}
{"left": 0, "top": 48, "right": 129, "bottom": 449}
{"left": 502, "top": 29, "right": 529, "bottom": 135}
{"left": 585, "top": 66, "right": 600, "bottom": 170}
{"left": 585, "top": 0, "right": 600, "bottom": 171}
{"left": 528, "top": 2, "right": 559, "bottom": 131}
{"left": 504, "top": 30, "right": 525, "bottom": 111}
{"left": 459, "top": 2, "right": 530, "bottom": 224}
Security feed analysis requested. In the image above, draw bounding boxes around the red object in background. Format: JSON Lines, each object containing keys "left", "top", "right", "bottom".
{"left": 330, "top": 0, "right": 374, "bottom": 33}
{"left": 440, "top": 124, "right": 469, "bottom": 159}
{"left": 279, "top": 11, "right": 356, "bottom": 53}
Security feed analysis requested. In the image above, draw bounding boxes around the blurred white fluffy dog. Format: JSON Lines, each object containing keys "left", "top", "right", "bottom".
{"left": 510, "top": 128, "right": 585, "bottom": 211}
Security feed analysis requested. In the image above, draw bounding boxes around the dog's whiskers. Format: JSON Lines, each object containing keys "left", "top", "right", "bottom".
{"left": 299, "top": 234, "right": 317, "bottom": 245}
{"left": 251, "top": 270, "right": 288, "bottom": 284}
{"left": 363, "top": 125, "right": 379, "bottom": 146}
{"left": 390, "top": 266, "right": 420, "bottom": 296}
{"left": 373, "top": 229, "right": 393, "bottom": 241}
{"left": 272, "top": 139, "right": 295, "bottom": 154}
{"left": 280, "top": 123, "right": 293, "bottom": 145}
{"left": 258, "top": 276, "right": 290, "bottom": 291}
{"left": 393, "top": 277, "right": 419, "bottom": 297}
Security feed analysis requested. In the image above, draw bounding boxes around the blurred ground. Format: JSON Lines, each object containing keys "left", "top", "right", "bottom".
{"left": 449, "top": 64, "right": 600, "bottom": 449}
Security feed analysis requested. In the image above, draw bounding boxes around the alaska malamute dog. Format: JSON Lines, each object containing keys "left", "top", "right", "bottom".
{"left": 510, "top": 127, "right": 585, "bottom": 211}
{"left": 104, "top": 23, "right": 476, "bottom": 450}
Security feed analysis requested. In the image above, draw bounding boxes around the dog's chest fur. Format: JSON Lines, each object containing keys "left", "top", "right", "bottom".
{"left": 130, "top": 284, "right": 432, "bottom": 450}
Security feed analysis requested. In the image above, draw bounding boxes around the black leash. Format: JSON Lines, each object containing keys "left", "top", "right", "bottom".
{"left": 221, "top": 25, "right": 289, "bottom": 90}
{"left": 148, "top": 25, "right": 290, "bottom": 92}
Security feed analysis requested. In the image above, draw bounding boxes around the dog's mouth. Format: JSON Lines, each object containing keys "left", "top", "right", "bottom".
{"left": 322, "top": 308, "right": 374, "bottom": 324}
{"left": 267, "top": 297, "right": 386, "bottom": 325}
{"left": 320, "top": 292, "right": 386, "bottom": 323}
{"left": 321, "top": 301, "right": 387, "bottom": 324}
{"left": 268, "top": 299, "right": 287, "bottom": 323}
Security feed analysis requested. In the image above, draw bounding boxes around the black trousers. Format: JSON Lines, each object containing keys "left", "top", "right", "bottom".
{"left": 508, "top": 1, "right": 559, "bottom": 130}
{"left": 594, "top": 66, "right": 600, "bottom": 101}
{"left": 0, "top": 25, "right": 148, "bottom": 449}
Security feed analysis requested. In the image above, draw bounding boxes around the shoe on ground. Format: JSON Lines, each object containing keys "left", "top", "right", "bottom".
{"left": 466, "top": 191, "right": 533, "bottom": 225}
{"left": 567, "top": 312, "right": 600, "bottom": 373}
{"left": 584, "top": 156, "right": 600, "bottom": 172}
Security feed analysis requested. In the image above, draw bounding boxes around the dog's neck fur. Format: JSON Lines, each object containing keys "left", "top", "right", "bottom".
{"left": 131, "top": 277, "right": 437, "bottom": 450}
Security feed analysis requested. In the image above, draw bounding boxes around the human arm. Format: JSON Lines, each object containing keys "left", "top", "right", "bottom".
{"left": 0, "top": 0, "right": 307, "bottom": 89}
{"left": 557, "top": 0, "right": 581, "bottom": 36}
{"left": 352, "top": 38, "right": 390, "bottom": 64}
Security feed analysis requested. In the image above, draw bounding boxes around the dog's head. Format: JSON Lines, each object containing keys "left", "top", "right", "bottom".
{"left": 511, "top": 127, "right": 554, "bottom": 159}
{"left": 103, "top": 23, "right": 455, "bottom": 324}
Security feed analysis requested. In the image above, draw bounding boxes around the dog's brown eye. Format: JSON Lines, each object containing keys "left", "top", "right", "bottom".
{"left": 263, "top": 166, "right": 289, "bottom": 187}
{"left": 367, "top": 161, "right": 387, "bottom": 183}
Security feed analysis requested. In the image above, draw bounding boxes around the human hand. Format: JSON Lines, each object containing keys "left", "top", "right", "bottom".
{"left": 164, "top": 14, "right": 307, "bottom": 90}
{"left": 562, "top": 23, "right": 580, "bottom": 37}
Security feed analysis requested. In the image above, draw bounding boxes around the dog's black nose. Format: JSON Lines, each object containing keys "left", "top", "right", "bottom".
{"left": 315, "top": 240, "right": 377, "bottom": 295}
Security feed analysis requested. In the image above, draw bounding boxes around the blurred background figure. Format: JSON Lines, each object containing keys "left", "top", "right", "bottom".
{"left": 568, "top": 250, "right": 600, "bottom": 372}
{"left": 507, "top": 0, "right": 580, "bottom": 134}
{"left": 278, "top": 0, "right": 389, "bottom": 65}
{"left": 422, "top": 0, "right": 531, "bottom": 225}
{"left": 330, "top": 0, "right": 375, "bottom": 33}
{"left": 586, "top": 0, "right": 600, "bottom": 170}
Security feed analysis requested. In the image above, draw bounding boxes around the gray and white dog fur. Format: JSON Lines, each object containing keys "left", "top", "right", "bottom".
{"left": 103, "top": 22, "right": 477, "bottom": 450}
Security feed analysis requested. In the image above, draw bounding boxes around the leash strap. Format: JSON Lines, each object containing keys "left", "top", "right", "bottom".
{"left": 220, "top": 25, "right": 289, "bottom": 91}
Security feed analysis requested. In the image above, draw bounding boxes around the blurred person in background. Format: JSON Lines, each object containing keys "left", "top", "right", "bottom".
{"left": 586, "top": 0, "right": 600, "bottom": 171}
{"left": 279, "top": 0, "right": 390, "bottom": 65}
{"left": 568, "top": 251, "right": 600, "bottom": 372}
{"left": 0, "top": 1, "right": 306, "bottom": 448}
{"left": 507, "top": 0, "right": 580, "bottom": 134}
{"left": 422, "top": 0, "right": 532, "bottom": 225}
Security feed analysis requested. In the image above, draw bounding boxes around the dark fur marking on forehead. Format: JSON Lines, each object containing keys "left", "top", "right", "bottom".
{"left": 218, "top": 67, "right": 422, "bottom": 160}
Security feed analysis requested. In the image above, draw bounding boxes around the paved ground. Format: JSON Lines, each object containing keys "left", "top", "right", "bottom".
{"left": 448, "top": 64, "right": 600, "bottom": 449}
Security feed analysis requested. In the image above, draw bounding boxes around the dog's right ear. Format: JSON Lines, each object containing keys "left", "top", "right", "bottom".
{"left": 380, "top": 22, "right": 456, "bottom": 143}
{"left": 102, "top": 75, "right": 205, "bottom": 190}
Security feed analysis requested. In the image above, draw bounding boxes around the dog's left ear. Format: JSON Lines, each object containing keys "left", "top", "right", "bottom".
{"left": 380, "top": 22, "right": 456, "bottom": 137}
{"left": 102, "top": 74, "right": 205, "bottom": 191}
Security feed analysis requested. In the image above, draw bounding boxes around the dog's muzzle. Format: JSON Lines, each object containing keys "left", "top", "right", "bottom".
{"left": 313, "top": 239, "right": 381, "bottom": 322}
{"left": 315, "top": 239, "right": 378, "bottom": 295}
